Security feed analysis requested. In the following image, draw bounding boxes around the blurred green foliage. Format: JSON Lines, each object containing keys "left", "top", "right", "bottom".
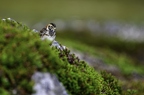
{"left": 0, "top": 0, "right": 144, "bottom": 23}
{"left": 57, "top": 31, "right": 144, "bottom": 64}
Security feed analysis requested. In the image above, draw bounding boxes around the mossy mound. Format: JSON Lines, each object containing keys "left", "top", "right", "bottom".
{"left": 0, "top": 18, "right": 121, "bottom": 95}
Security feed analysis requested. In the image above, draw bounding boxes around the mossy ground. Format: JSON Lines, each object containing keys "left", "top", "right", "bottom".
{"left": 57, "top": 31, "right": 144, "bottom": 95}
{"left": 57, "top": 32, "right": 144, "bottom": 95}
{"left": 0, "top": 19, "right": 123, "bottom": 95}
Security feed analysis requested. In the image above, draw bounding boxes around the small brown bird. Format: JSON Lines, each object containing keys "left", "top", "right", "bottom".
{"left": 39, "top": 23, "right": 56, "bottom": 41}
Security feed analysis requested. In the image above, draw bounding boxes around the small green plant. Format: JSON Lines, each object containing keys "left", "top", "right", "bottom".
{"left": 126, "top": 89, "right": 137, "bottom": 95}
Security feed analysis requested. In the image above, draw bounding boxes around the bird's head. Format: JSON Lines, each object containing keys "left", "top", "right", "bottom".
{"left": 46, "top": 23, "right": 56, "bottom": 36}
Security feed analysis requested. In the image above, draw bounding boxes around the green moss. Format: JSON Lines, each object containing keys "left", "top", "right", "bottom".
{"left": 0, "top": 18, "right": 122, "bottom": 95}
{"left": 101, "top": 71, "right": 122, "bottom": 95}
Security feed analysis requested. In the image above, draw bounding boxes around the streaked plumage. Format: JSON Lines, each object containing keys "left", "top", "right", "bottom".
{"left": 39, "top": 23, "right": 56, "bottom": 41}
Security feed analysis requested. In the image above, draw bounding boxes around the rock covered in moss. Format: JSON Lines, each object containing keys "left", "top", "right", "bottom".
{"left": 0, "top": 18, "right": 122, "bottom": 95}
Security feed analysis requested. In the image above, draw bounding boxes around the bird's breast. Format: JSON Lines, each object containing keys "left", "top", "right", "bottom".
{"left": 41, "top": 35, "right": 55, "bottom": 41}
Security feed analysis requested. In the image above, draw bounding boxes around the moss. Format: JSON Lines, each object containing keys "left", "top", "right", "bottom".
{"left": 0, "top": 18, "right": 122, "bottom": 95}
{"left": 101, "top": 71, "right": 122, "bottom": 95}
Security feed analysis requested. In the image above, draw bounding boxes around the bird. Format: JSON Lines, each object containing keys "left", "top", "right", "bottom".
{"left": 39, "top": 23, "right": 56, "bottom": 42}
{"left": 39, "top": 23, "right": 66, "bottom": 51}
